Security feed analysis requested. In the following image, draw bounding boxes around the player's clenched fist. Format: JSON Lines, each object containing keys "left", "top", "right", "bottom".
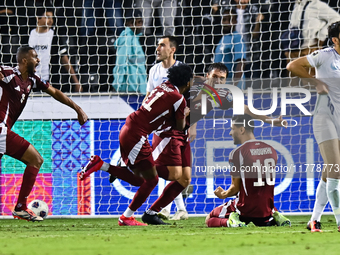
{"left": 214, "top": 186, "right": 226, "bottom": 199}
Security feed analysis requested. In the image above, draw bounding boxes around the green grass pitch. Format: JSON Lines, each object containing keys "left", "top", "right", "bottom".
{"left": 0, "top": 215, "right": 339, "bottom": 255}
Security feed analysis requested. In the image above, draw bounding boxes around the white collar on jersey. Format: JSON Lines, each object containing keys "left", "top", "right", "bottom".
{"left": 14, "top": 66, "right": 21, "bottom": 75}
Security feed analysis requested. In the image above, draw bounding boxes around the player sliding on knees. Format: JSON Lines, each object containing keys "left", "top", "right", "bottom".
{"left": 0, "top": 46, "right": 88, "bottom": 222}
{"left": 287, "top": 21, "right": 340, "bottom": 233}
{"left": 80, "top": 64, "right": 192, "bottom": 226}
{"left": 206, "top": 115, "right": 291, "bottom": 228}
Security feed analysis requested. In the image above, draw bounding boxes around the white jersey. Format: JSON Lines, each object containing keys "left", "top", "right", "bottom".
{"left": 307, "top": 48, "right": 340, "bottom": 116}
{"left": 307, "top": 48, "right": 340, "bottom": 143}
{"left": 29, "top": 29, "right": 54, "bottom": 81}
{"left": 146, "top": 60, "right": 182, "bottom": 93}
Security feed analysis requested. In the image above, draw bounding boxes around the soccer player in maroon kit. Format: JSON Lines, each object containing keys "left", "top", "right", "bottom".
{"left": 80, "top": 64, "right": 192, "bottom": 226}
{"left": 0, "top": 46, "right": 88, "bottom": 222}
{"left": 206, "top": 114, "right": 290, "bottom": 227}
{"left": 141, "top": 63, "right": 287, "bottom": 225}
{"left": 141, "top": 63, "right": 231, "bottom": 224}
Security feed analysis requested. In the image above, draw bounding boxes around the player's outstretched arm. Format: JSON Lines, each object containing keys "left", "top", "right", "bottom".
{"left": 214, "top": 177, "right": 241, "bottom": 199}
{"left": 287, "top": 56, "right": 329, "bottom": 94}
{"left": 44, "top": 85, "right": 88, "bottom": 125}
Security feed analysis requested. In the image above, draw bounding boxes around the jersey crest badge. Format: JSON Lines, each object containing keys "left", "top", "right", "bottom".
{"left": 226, "top": 93, "right": 233, "bottom": 102}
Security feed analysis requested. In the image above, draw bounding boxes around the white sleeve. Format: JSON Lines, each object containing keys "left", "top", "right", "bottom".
{"left": 306, "top": 50, "right": 326, "bottom": 68}
{"left": 147, "top": 67, "right": 154, "bottom": 93}
{"left": 28, "top": 31, "right": 33, "bottom": 46}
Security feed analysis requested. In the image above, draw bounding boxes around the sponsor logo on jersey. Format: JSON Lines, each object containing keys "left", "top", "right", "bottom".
{"left": 226, "top": 93, "right": 233, "bottom": 102}
{"left": 331, "top": 60, "right": 340, "bottom": 71}
{"left": 32, "top": 45, "right": 48, "bottom": 50}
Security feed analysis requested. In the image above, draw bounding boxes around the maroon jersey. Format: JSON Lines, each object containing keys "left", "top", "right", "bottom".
{"left": 229, "top": 140, "right": 278, "bottom": 218}
{"left": 0, "top": 66, "right": 49, "bottom": 129}
{"left": 126, "top": 81, "right": 186, "bottom": 135}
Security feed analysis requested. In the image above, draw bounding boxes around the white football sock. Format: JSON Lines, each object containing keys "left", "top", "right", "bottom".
{"left": 123, "top": 207, "right": 135, "bottom": 218}
{"left": 101, "top": 162, "right": 109, "bottom": 171}
{"left": 174, "top": 193, "right": 186, "bottom": 211}
{"left": 311, "top": 179, "right": 328, "bottom": 222}
{"left": 326, "top": 178, "right": 340, "bottom": 226}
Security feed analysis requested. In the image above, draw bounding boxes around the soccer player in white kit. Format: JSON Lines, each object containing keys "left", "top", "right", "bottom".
{"left": 287, "top": 21, "right": 340, "bottom": 232}
{"left": 145, "top": 35, "right": 189, "bottom": 220}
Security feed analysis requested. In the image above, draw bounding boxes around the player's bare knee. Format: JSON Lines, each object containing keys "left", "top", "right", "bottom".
{"left": 182, "top": 177, "right": 191, "bottom": 187}
{"left": 205, "top": 214, "right": 211, "bottom": 226}
{"left": 33, "top": 154, "right": 44, "bottom": 169}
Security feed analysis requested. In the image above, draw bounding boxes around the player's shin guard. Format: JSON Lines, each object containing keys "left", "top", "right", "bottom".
{"left": 206, "top": 218, "right": 228, "bottom": 227}
{"left": 107, "top": 165, "right": 144, "bottom": 186}
{"left": 150, "top": 181, "right": 185, "bottom": 212}
{"left": 129, "top": 175, "right": 159, "bottom": 211}
{"left": 311, "top": 179, "right": 328, "bottom": 222}
{"left": 15, "top": 166, "right": 39, "bottom": 210}
{"left": 326, "top": 178, "right": 340, "bottom": 226}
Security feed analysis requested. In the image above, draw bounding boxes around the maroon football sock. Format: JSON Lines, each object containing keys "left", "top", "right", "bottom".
{"left": 16, "top": 166, "right": 39, "bottom": 211}
{"left": 207, "top": 218, "right": 228, "bottom": 227}
{"left": 107, "top": 165, "right": 144, "bottom": 186}
{"left": 156, "top": 165, "right": 170, "bottom": 180}
{"left": 129, "top": 175, "right": 159, "bottom": 211}
{"left": 150, "top": 181, "right": 185, "bottom": 212}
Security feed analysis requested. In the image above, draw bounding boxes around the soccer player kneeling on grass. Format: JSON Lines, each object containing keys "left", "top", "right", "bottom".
{"left": 206, "top": 115, "right": 291, "bottom": 228}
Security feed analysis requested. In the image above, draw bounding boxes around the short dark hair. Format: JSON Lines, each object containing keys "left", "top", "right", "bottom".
{"left": 207, "top": 63, "right": 229, "bottom": 76}
{"left": 328, "top": 21, "right": 340, "bottom": 39}
{"left": 161, "top": 36, "right": 178, "bottom": 50}
{"left": 167, "top": 63, "right": 193, "bottom": 88}
{"left": 232, "top": 114, "right": 255, "bottom": 133}
{"left": 36, "top": 7, "right": 54, "bottom": 17}
{"left": 17, "top": 46, "right": 35, "bottom": 63}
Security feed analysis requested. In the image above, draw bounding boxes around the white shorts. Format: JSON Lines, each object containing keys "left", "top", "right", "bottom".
{"left": 313, "top": 95, "right": 339, "bottom": 144}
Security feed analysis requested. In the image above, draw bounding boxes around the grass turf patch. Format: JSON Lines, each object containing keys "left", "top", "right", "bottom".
{"left": 0, "top": 215, "right": 339, "bottom": 255}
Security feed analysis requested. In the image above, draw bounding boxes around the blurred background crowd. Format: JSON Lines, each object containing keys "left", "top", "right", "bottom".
{"left": 0, "top": 0, "right": 339, "bottom": 93}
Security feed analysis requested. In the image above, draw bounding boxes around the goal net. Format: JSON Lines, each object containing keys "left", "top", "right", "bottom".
{"left": 0, "top": 0, "right": 338, "bottom": 217}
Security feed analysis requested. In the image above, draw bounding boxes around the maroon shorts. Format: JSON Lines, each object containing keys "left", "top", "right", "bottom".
{"left": 0, "top": 126, "right": 30, "bottom": 160}
{"left": 152, "top": 134, "right": 191, "bottom": 167}
{"left": 209, "top": 200, "right": 276, "bottom": 227}
{"left": 119, "top": 124, "right": 154, "bottom": 170}
{"left": 209, "top": 200, "right": 236, "bottom": 219}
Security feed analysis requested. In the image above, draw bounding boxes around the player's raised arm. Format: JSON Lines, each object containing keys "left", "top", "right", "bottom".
{"left": 44, "top": 85, "right": 88, "bottom": 125}
{"left": 287, "top": 56, "right": 329, "bottom": 94}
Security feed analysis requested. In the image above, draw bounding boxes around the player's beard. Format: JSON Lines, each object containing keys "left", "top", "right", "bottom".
{"left": 233, "top": 136, "right": 241, "bottom": 145}
{"left": 27, "top": 63, "right": 36, "bottom": 76}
